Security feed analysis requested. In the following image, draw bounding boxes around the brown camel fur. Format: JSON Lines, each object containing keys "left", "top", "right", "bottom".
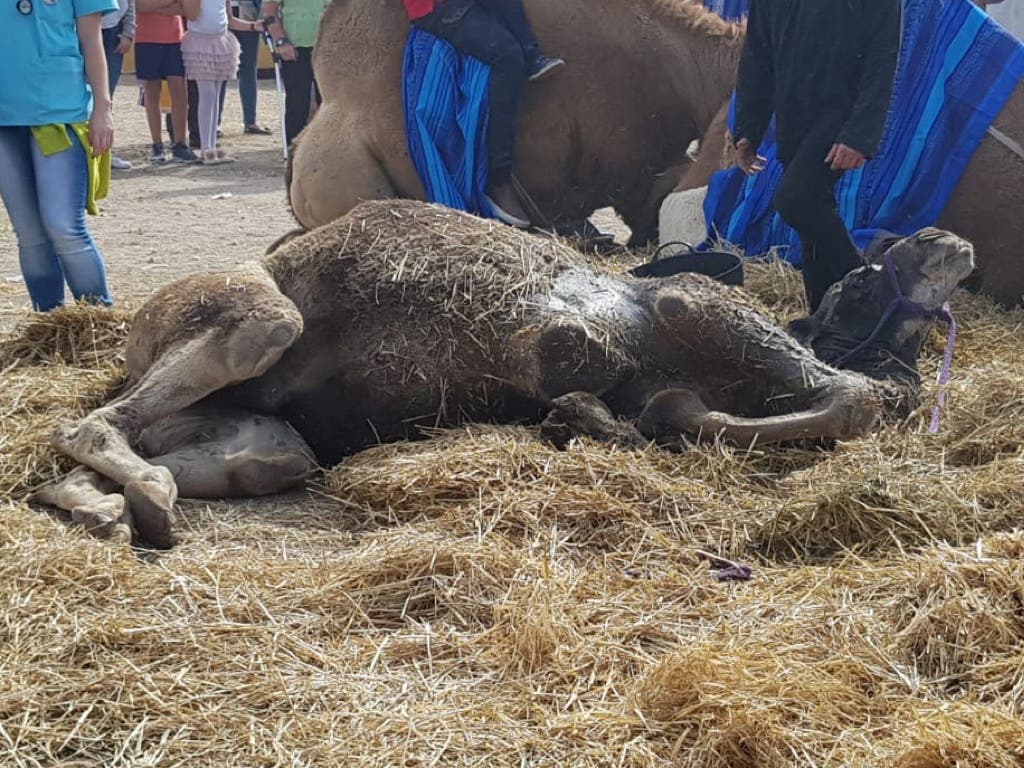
{"left": 286, "top": 0, "right": 745, "bottom": 246}
{"left": 287, "top": 0, "right": 1022, "bottom": 303}
{"left": 36, "top": 200, "right": 973, "bottom": 550}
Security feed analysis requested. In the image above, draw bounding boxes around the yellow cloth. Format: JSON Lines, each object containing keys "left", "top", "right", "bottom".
{"left": 30, "top": 123, "right": 111, "bottom": 216}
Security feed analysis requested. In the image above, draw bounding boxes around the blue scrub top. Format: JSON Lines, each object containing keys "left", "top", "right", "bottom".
{"left": 2, "top": 0, "right": 119, "bottom": 126}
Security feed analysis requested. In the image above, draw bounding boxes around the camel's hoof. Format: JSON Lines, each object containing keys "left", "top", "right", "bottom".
{"left": 124, "top": 481, "right": 179, "bottom": 549}
{"left": 71, "top": 506, "right": 132, "bottom": 546}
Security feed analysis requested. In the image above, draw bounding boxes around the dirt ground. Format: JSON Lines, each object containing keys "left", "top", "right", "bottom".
{"left": 0, "top": 78, "right": 298, "bottom": 331}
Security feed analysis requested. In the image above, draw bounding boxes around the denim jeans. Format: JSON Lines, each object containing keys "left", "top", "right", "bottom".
{"left": 233, "top": 28, "right": 260, "bottom": 126}
{"left": 0, "top": 127, "right": 113, "bottom": 311}
{"left": 102, "top": 23, "right": 125, "bottom": 96}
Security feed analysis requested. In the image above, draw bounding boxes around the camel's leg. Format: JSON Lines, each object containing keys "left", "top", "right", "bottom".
{"left": 287, "top": 105, "right": 413, "bottom": 229}
{"left": 140, "top": 407, "right": 318, "bottom": 498}
{"left": 644, "top": 286, "right": 882, "bottom": 444}
{"left": 637, "top": 386, "right": 876, "bottom": 446}
{"left": 30, "top": 467, "right": 131, "bottom": 544}
{"left": 50, "top": 313, "right": 302, "bottom": 548}
{"left": 540, "top": 392, "right": 648, "bottom": 450}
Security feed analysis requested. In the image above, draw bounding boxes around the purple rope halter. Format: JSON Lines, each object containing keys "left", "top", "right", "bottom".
{"left": 833, "top": 250, "right": 958, "bottom": 434}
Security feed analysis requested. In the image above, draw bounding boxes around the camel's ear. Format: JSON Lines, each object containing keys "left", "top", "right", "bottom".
{"left": 862, "top": 229, "right": 902, "bottom": 266}
{"left": 787, "top": 314, "right": 820, "bottom": 347}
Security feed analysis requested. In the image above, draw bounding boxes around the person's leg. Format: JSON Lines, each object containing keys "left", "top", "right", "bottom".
{"left": 143, "top": 80, "right": 165, "bottom": 145}
{"left": 102, "top": 25, "right": 124, "bottom": 96}
{"left": 196, "top": 79, "right": 221, "bottom": 155}
{"left": 232, "top": 30, "right": 262, "bottom": 130}
{"left": 415, "top": 5, "right": 530, "bottom": 224}
{"left": 475, "top": 0, "right": 563, "bottom": 81}
{"left": 280, "top": 51, "right": 313, "bottom": 147}
{"left": 166, "top": 44, "right": 199, "bottom": 161}
{"left": 102, "top": 24, "right": 131, "bottom": 170}
{"left": 184, "top": 78, "right": 200, "bottom": 146}
{"left": 0, "top": 127, "right": 65, "bottom": 311}
{"left": 217, "top": 80, "right": 227, "bottom": 132}
{"left": 136, "top": 44, "right": 168, "bottom": 154}
{"left": 773, "top": 125, "right": 863, "bottom": 313}
{"left": 169, "top": 75, "right": 191, "bottom": 151}
{"left": 30, "top": 130, "right": 113, "bottom": 307}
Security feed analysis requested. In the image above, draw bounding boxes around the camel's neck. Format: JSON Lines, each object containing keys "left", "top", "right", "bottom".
{"left": 651, "top": 10, "right": 745, "bottom": 136}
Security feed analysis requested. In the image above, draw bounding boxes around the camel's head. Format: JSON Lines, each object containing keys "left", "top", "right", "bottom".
{"left": 790, "top": 228, "right": 974, "bottom": 410}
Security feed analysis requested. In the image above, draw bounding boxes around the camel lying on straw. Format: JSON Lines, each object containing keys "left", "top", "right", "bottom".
{"left": 35, "top": 201, "right": 973, "bottom": 549}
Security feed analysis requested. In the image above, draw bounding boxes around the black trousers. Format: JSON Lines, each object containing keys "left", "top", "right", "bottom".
{"left": 414, "top": 0, "right": 539, "bottom": 186}
{"left": 281, "top": 47, "right": 322, "bottom": 147}
{"left": 773, "top": 121, "right": 863, "bottom": 313}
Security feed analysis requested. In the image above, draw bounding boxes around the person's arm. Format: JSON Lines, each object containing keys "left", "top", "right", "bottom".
{"left": 181, "top": 0, "right": 199, "bottom": 19}
{"left": 77, "top": 12, "right": 114, "bottom": 156}
{"left": 118, "top": 0, "right": 135, "bottom": 47}
{"left": 226, "top": 0, "right": 262, "bottom": 31}
{"left": 262, "top": 0, "right": 297, "bottom": 60}
{"left": 834, "top": 0, "right": 902, "bottom": 159}
{"left": 733, "top": 0, "right": 774, "bottom": 150}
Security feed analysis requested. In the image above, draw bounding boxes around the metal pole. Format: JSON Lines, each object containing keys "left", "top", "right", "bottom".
{"left": 262, "top": 25, "right": 289, "bottom": 160}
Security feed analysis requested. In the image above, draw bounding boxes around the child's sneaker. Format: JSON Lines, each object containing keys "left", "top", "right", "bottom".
{"left": 149, "top": 142, "right": 168, "bottom": 164}
{"left": 171, "top": 142, "right": 200, "bottom": 164}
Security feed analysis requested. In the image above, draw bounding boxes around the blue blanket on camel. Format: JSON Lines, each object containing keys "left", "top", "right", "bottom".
{"left": 402, "top": 26, "right": 495, "bottom": 220}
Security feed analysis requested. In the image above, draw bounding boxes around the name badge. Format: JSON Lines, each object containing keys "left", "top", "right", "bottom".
{"left": 16, "top": 0, "right": 32, "bottom": 14}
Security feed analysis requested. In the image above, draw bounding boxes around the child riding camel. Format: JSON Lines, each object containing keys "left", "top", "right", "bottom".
{"left": 403, "top": 0, "right": 564, "bottom": 228}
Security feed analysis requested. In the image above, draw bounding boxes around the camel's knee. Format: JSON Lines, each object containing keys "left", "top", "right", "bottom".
{"left": 819, "top": 376, "right": 883, "bottom": 439}
{"left": 224, "top": 317, "right": 302, "bottom": 382}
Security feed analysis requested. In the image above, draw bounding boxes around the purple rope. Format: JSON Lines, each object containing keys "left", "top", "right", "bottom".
{"left": 928, "top": 303, "right": 957, "bottom": 435}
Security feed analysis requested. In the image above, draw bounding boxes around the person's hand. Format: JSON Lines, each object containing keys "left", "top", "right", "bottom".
{"left": 825, "top": 143, "right": 866, "bottom": 171}
{"left": 251, "top": 19, "right": 263, "bottom": 32}
{"left": 114, "top": 34, "right": 132, "bottom": 54}
{"left": 89, "top": 104, "right": 114, "bottom": 156}
{"left": 735, "top": 138, "right": 767, "bottom": 175}
{"left": 277, "top": 42, "right": 297, "bottom": 61}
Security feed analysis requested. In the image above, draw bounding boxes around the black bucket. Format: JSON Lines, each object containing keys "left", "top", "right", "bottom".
{"left": 628, "top": 241, "right": 744, "bottom": 286}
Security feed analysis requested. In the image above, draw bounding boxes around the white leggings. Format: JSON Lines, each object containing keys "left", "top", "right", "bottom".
{"left": 196, "top": 79, "right": 226, "bottom": 153}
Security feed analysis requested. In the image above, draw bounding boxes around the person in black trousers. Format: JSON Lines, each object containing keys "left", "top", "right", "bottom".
{"left": 406, "top": 0, "right": 564, "bottom": 228}
{"left": 732, "top": 0, "right": 902, "bottom": 313}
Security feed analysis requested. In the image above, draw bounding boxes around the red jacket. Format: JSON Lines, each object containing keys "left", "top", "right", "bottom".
{"left": 403, "top": 0, "right": 437, "bottom": 20}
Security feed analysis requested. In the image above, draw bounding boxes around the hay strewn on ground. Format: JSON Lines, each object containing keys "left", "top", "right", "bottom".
{"left": 1, "top": 262, "right": 1024, "bottom": 767}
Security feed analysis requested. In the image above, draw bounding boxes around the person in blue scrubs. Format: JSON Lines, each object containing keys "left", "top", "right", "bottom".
{"left": 1, "top": 0, "right": 119, "bottom": 311}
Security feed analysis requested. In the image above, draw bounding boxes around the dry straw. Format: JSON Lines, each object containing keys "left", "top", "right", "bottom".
{"left": 1, "top": 240, "right": 1023, "bottom": 766}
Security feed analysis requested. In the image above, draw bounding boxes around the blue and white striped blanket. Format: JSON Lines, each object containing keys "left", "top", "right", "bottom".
{"left": 700, "top": 0, "right": 1024, "bottom": 266}
{"left": 402, "top": 27, "right": 496, "bottom": 219}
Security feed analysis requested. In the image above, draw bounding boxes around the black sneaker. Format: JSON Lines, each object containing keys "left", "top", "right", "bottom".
{"left": 170, "top": 142, "right": 200, "bottom": 164}
{"left": 528, "top": 54, "right": 564, "bottom": 82}
{"left": 150, "top": 142, "right": 168, "bottom": 164}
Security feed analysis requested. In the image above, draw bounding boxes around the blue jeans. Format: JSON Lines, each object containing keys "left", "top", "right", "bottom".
{"left": 233, "top": 29, "right": 260, "bottom": 127}
{"left": 102, "top": 23, "right": 125, "bottom": 95}
{"left": 0, "top": 127, "right": 113, "bottom": 311}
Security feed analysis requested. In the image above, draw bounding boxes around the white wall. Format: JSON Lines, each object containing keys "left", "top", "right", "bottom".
{"left": 987, "top": 2, "right": 1024, "bottom": 41}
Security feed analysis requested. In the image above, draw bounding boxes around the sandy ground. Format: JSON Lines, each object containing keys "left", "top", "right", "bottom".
{"left": 0, "top": 77, "right": 297, "bottom": 331}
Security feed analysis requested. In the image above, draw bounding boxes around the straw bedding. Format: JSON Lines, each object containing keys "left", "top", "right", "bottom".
{"left": 2, "top": 246, "right": 1024, "bottom": 766}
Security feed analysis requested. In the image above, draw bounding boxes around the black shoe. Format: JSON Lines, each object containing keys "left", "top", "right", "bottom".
{"left": 171, "top": 142, "right": 200, "bottom": 164}
{"left": 150, "top": 142, "right": 168, "bottom": 164}
{"left": 528, "top": 54, "right": 564, "bottom": 82}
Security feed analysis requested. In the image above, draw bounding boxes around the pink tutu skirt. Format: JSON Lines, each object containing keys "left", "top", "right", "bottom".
{"left": 181, "top": 30, "right": 241, "bottom": 81}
